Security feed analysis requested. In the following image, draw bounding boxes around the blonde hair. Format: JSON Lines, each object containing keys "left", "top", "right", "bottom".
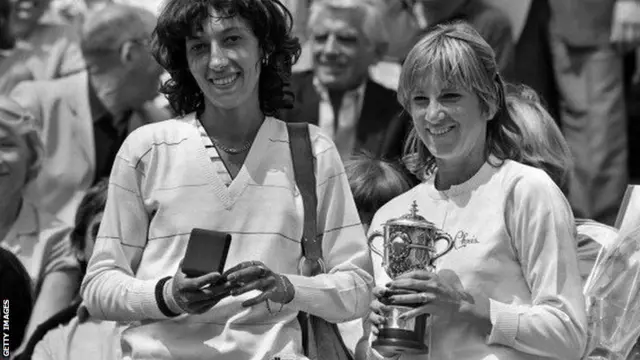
{"left": 398, "top": 21, "right": 522, "bottom": 179}
{"left": 307, "top": 0, "right": 389, "bottom": 51}
{"left": 0, "top": 96, "right": 44, "bottom": 186}
{"left": 506, "top": 84, "right": 573, "bottom": 194}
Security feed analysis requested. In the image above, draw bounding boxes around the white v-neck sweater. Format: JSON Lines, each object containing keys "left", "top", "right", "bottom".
{"left": 80, "top": 114, "right": 373, "bottom": 360}
{"left": 368, "top": 159, "right": 587, "bottom": 360}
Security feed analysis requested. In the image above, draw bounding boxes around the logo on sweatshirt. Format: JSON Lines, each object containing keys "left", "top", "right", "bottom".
{"left": 453, "top": 230, "right": 479, "bottom": 250}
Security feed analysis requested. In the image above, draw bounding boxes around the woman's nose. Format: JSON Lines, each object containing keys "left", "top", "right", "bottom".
{"left": 208, "top": 43, "right": 229, "bottom": 70}
{"left": 424, "top": 102, "right": 445, "bottom": 124}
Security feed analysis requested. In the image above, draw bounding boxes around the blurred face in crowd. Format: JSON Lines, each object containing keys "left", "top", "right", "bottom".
{"left": 408, "top": 78, "right": 489, "bottom": 164}
{"left": 119, "top": 37, "right": 164, "bottom": 108}
{"left": 9, "top": 0, "right": 51, "bottom": 39}
{"left": 185, "top": 9, "right": 262, "bottom": 110}
{"left": 0, "top": 122, "right": 29, "bottom": 200}
{"left": 310, "top": 7, "right": 379, "bottom": 92}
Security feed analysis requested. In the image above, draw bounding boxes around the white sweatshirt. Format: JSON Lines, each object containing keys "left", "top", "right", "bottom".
{"left": 367, "top": 159, "right": 587, "bottom": 360}
{"left": 80, "top": 114, "right": 373, "bottom": 360}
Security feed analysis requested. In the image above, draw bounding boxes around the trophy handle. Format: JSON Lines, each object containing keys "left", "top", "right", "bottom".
{"left": 368, "top": 230, "right": 385, "bottom": 257}
{"left": 430, "top": 232, "right": 454, "bottom": 261}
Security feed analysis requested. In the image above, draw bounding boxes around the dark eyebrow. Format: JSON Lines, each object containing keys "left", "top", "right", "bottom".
{"left": 187, "top": 25, "right": 250, "bottom": 40}
{"left": 221, "top": 26, "right": 252, "bottom": 36}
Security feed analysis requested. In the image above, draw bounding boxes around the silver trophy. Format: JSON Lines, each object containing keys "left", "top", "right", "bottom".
{"left": 368, "top": 201, "right": 454, "bottom": 356}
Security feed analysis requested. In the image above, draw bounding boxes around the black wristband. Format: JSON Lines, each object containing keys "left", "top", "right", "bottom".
{"left": 155, "top": 276, "right": 180, "bottom": 318}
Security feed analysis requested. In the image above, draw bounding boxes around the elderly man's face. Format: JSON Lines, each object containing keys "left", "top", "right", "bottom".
{"left": 310, "top": 8, "right": 378, "bottom": 92}
{"left": 9, "top": 0, "right": 51, "bottom": 39}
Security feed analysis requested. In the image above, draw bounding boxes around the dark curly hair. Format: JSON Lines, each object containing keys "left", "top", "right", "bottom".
{"left": 151, "top": 0, "right": 301, "bottom": 117}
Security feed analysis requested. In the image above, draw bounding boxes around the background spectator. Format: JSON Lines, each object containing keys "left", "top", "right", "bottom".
{"left": 0, "top": 96, "right": 80, "bottom": 350}
{"left": 371, "top": 0, "right": 515, "bottom": 89}
{"left": 281, "top": 0, "right": 408, "bottom": 161}
{"left": 548, "top": 0, "right": 638, "bottom": 225}
{"left": 0, "top": 0, "right": 84, "bottom": 92}
{"left": 16, "top": 178, "right": 121, "bottom": 360}
{"left": 10, "top": 3, "right": 167, "bottom": 225}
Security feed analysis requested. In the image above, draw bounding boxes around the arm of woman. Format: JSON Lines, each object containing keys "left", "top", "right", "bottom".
{"left": 489, "top": 170, "right": 588, "bottom": 359}
{"left": 284, "top": 129, "right": 374, "bottom": 323}
{"left": 20, "top": 214, "right": 81, "bottom": 346}
{"left": 79, "top": 130, "right": 172, "bottom": 322}
{"left": 22, "top": 269, "right": 79, "bottom": 344}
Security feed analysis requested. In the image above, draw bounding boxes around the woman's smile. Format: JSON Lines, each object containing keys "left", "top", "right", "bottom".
{"left": 427, "top": 124, "right": 456, "bottom": 137}
{"left": 209, "top": 73, "right": 240, "bottom": 88}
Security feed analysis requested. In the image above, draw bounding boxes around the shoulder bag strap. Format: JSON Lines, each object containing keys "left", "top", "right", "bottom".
{"left": 287, "top": 122, "right": 318, "bottom": 357}
{"left": 286, "top": 123, "right": 322, "bottom": 270}
{"left": 287, "top": 123, "right": 354, "bottom": 360}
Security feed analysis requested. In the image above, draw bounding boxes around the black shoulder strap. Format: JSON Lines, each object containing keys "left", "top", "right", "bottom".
{"left": 286, "top": 123, "right": 322, "bottom": 270}
{"left": 287, "top": 123, "right": 354, "bottom": 360}
{"left": 287, "top": 122, "right": 317, "bottom": 357}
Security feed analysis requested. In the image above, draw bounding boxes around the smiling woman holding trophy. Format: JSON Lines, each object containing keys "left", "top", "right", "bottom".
{"left": 364, "top": 22, "right": 588, "bottom": 360}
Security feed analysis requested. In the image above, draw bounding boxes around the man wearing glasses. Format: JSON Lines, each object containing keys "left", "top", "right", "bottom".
{"left": 11, "top": 3, "right": 169, "bottom": 225}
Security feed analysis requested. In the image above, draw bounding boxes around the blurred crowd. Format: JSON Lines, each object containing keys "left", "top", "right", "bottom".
{"left": 1, "top": 0, "right": 640, "bottom": 359}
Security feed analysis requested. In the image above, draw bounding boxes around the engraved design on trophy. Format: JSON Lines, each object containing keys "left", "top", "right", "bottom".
{"left": 368, "top": 201, "right": 454, "bottom": 357}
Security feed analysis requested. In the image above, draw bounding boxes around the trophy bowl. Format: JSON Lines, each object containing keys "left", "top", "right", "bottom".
{"left": 368, "top": 201, "right": 454, "bottom": 357}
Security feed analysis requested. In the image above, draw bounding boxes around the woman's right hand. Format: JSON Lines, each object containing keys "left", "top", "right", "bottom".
{"left": 369, "top": 286, "right": 392, "bottom": 336}
{"left": 171, "top": 266, "right": 233, "bottom": 314}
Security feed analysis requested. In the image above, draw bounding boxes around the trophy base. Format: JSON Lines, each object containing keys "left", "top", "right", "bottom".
{"left": 372, "top": 329, "right": 429, "bottom": 357}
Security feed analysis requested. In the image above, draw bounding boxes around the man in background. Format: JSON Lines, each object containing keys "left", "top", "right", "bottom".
{"left": 549, "top": 0, "right": 640, "bottom": 225}
{"left": 11, "top": 4, "right": 169, "bottom": 225}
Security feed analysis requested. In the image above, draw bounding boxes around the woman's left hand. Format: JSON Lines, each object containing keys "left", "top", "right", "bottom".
{"left": 223, "top": 261, "right": 295, "bottom": 307}
{"left": 386, "top": 269, "right": 474, "bottom": 320}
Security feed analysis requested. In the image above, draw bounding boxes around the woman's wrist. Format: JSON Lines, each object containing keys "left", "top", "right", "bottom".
{"left": 162, "top": 277, "right": 185, "bottom": 315}
{"left": 458, "top": 289, "right": 492, "bottom": 333}
{"left": 280, "top": 275, "right": 295, "bottom": 304}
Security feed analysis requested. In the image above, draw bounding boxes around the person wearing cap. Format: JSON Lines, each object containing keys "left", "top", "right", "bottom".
{"left": 11, "top": 3, "right": 169, "bottom": 226}
{"left": 0, "top": 95, "right": 80, "bottom": 349}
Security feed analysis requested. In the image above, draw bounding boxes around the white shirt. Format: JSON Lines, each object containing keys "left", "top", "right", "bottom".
{"left": 313, "top": 77, "right": 366, "bottom": 159}
{"left": 1, "top": 200, "right": 78, "bottom": 294}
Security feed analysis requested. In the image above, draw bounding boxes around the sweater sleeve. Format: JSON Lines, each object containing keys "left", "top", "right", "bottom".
{"left": 286, "top": 129, "right": 374, "bottom": 323}
{"left": 79, "top": 130, "right": 169, "bottom": 321}
{"left": 487, "top": 171, "right": 588, "bottom": 359}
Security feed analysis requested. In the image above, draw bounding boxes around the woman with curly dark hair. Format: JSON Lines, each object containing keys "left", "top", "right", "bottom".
{"left": 80, "top": 1, "right": 374, "bottom": 359}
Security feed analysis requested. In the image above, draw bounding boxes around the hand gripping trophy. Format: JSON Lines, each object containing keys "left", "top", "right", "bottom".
{"left": 368, "top": 201, "right": 454, "bottom": 356}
